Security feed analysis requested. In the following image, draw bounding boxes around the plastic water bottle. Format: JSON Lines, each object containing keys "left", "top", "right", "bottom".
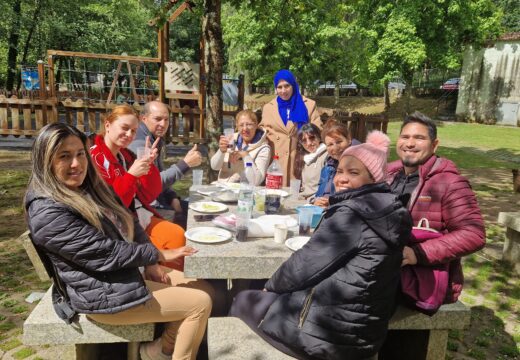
{"left": 244, "top": 162, "right": 256, "bottom": 186}
{"left": 266, "top": 155, "right": 283, "bottom": 189}
{"left": 237, "top": 184, "right": 254, "bottom": 215}
{"left": 236, "top": 182, "right": 253, "bottom": 242}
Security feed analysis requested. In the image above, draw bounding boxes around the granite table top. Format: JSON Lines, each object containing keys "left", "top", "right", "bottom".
{"left": 184, "top": 186, "right": 308, "bottom": 279}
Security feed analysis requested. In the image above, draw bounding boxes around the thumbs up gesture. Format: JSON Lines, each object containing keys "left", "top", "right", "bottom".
{"left": 184, "top": 143, "right": 202, "bottom": 168}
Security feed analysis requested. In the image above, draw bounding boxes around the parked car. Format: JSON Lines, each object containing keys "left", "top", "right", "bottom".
{"left": 388, "top": 78, "right": 406, "bottom": 91}
{"left": 440, "top": 78, "right": 460, "bottom": 90}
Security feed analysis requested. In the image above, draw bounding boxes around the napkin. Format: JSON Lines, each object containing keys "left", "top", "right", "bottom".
{"left": 248, "top": 215, "right": 297, "bottom": 237}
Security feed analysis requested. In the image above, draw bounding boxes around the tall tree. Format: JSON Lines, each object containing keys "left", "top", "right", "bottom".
{"left": 203, "top": 0, "right": 223, "bottom": 171}
{"left": 6, "top": 0, "right": 22, "bottom": 91}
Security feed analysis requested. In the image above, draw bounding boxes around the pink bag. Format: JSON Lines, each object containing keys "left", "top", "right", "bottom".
{"left": 401, "top": 218, "right": 449, "bottom": 315}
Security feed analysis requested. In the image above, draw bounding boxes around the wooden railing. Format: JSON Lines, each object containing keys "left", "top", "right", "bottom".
{"left": 0, "top": 95, "right": 213, "bottom": 144}
{"left": 324, "top": 111, "right": 389, "bottom": 142}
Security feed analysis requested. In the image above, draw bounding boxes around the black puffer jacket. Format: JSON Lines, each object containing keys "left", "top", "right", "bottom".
{"left": 261, "top": 182, "right": 412, "bottom": 360}
{"left": 25, "top": 190, "right": 159, "bottom": 314}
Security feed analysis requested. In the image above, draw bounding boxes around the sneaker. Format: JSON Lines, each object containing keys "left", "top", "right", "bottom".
{"left": 139, "top": 338, "right": 171, "bottom": 360}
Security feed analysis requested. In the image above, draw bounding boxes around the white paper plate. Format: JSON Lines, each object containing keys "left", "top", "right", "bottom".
{"left": 197, "top": 186, "right": 222, "bottom": 196}
{"left": 285, "top": 236, "right": 311, "bottom": 251}
{"left": 265, "top": 189, "right": 289, "bottom": 198}
{"left": 189, "top": 201, "right": 228, "bottom": 213}
{"left": 185, "top": 227, "right": 232, "bottom": 244}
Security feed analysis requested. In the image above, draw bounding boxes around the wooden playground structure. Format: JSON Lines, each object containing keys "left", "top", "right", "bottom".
{"left": 0, "top": 0, "right": 245, "bottom": 144}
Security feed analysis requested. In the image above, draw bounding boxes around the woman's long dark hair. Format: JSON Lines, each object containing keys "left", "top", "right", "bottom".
{"left": 293, "top": 123, "right": 322, "bottom": 179}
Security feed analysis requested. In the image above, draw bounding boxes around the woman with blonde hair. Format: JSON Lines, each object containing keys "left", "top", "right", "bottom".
{"left": 211, "top": 109, "right": 271, "bottom": 185}
{"left": 25, "top": 123, "right": 212, "bottom": 360}
{"left": 90, "top": 104, "right": 188, "bottom": 271}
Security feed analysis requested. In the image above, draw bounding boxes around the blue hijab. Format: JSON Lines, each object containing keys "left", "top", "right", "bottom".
{"left": 274, "top": 69, "right": 309, "bottom": 129}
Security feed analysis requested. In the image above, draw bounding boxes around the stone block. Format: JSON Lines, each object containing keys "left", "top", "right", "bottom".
{"left": 208, "top": 317, "right": 296, "bottom": 360}
{"left": 23, "top": 287, "right": 154, "bottom": 346}
{"left": 498, "top": 212, "right": 520, "bottom": 274}
{"left": 388, "top": 301, "right": 470, "bottom": 330}
{"left": 19, "top": 230, "right": 50, "bottom": 282}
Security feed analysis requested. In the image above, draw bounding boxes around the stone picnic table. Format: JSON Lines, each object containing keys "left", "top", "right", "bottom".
{"left": 184, "top": 186, "right": 307, "bottom": 280}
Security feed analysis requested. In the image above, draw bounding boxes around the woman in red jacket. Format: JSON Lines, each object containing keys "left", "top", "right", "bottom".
{"left": 90, "top": 104, "right": 188, "bottom": 270}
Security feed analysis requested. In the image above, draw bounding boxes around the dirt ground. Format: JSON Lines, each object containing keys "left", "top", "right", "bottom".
{"left": 0, "top": 146, "right": 518, "bottom": 359}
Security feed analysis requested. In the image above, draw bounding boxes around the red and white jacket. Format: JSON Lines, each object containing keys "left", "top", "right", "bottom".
{"left": 90, "top": 135, "right": 162, "bottom": 218}
{"left": 387, "top": 155, "right": 485, "bottom": 303}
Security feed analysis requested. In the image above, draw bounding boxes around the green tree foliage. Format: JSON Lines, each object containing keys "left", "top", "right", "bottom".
{"left": 494, "top": 0, "right": 520, "bottom": 32}
{"left": 222, "top": 0, "right": 370, "bottom": 89}
{"left": 223, "top": 0, "right": 503, "bottom": 94}
{"left": 0, "top": 0, "right": 202, "bottom": 89}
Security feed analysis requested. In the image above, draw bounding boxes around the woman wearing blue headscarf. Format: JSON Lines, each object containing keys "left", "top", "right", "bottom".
{"left": 260, "top": 69, "right": 322, "bottom": 186}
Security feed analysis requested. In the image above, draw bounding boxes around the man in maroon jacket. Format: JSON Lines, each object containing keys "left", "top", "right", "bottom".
{"left": 387, "top": 111, "right": 485, "bottom": 302}
{"left": 381, "top": 112, "right": 485, "bottom": 359}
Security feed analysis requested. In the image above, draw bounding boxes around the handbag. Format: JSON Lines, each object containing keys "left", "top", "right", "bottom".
{"left": 400, "top": 218, "right": 449, "bottom": 315}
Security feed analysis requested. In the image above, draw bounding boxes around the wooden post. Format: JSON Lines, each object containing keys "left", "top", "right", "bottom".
{"left": 37, "top": 60, "right": 47, "bottom": 99}
{"left": 158, "top": 22, "right": 170, "bottom": 104}
{"left": 513, "top": 169, "right": 520, "bottom": 193}
{"left": 199, "top": 36, "right": 206, "bottom": 139}
{"left": 237, "top": 74, "right": 244, "bottom": 111}
{"left": 47, "top": 53, "right": 55, "bottom": 98}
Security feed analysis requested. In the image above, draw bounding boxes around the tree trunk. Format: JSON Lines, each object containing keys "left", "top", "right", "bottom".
{"left": 404, "top": 74, "right": 413, "bottom": 115}
{"left": 334, "top": 76, "right": 340, "bottom": 107}
{"left": 202, "top": 0, "right": 223, "bottom": 182}
{"left": 384, "top": 79, "right": 390, "bottom": 114}
{"left": 6, "top": 0, "right": 22, "bottom": 92}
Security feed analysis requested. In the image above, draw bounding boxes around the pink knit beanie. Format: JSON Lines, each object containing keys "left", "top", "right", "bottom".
{"left": 341, "top": 130, "right": 391, "bottom": 182}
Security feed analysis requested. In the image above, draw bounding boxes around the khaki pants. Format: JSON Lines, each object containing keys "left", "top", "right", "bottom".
{"left": 88, "top": 268, "right": 213, "bottom": 360}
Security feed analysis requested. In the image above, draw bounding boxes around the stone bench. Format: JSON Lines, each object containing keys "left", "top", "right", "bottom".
{"left": 19, "top": 231, "right": 155, "bottom": 360}
{"left": 498, "top": 212, "right": 520, "bottom": 275}
{"left": 207, "top": 301, "right": 470, "bottom": 360}
{"left": 23, "top": 287, "right": 155, "bottom": 360}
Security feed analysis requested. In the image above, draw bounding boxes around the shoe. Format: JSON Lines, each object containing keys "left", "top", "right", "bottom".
{"left": 139, "top": 338, "right": 171, "bottom": 360}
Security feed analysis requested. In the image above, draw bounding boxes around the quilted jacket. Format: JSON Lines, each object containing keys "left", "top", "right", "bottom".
{"left": 25, "top": 190, "right": 158, "bottom": 314}
{"left": 260, "top": 183, "right": 412, "bottom": 360}
{"left": 387, "top": 155, "right": 485, "bottom": 302}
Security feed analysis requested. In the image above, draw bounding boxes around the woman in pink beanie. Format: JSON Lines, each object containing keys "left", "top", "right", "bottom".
{"left": 229, "top": 133, "right": 412, "bottom": 360}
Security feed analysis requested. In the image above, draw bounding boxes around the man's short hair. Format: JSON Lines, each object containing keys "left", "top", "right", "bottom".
{"left": 401, "top": 111, "right": 437, "bottom": 141}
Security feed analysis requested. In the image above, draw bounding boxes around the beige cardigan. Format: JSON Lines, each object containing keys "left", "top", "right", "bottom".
{"left": 260, "top": 96, "right": 322, "bottom": 186}
{"left": 210, "top": 129, "right": 271, "bottom": 185}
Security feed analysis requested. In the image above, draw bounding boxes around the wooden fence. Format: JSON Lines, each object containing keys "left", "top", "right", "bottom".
{"left": 0, "top": 95, "right": 215, "bottom": 144}
{"left": 1, "top": 95, "right": 387, "bottom": 145}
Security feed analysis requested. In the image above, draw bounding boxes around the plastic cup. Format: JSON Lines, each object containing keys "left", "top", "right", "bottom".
{"left": 290, "top": 179, "right": 301, "bottom": 197}
{"left": 136, "top": 146, "right": 150, "bottom": 160}
{"left": 265, "top": 193, "right": 281, "bottom": 214}
{"left": 192, "top": 169, "right": 203, "bottom": 186}
{"left": 273, "top": 223, "right": 288, "bottom": 244}
{"left": 223, "top": 128, "right": 235, "bottom": 149}
{"left": 235, "top": 215, "right": 249, "bottom": 242}
{"left": 254, "top": 190, "right": 266, "bottom": 212}
{"left": 298, "top": 207, "right": 313, "bottom": 236}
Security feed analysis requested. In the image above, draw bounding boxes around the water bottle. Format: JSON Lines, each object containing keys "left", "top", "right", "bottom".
{"left": 266, "top": 155, "right": 283, "bottom": 189}
{"left": 237, "top": 184, "right": 254, "bottom": 215}
{"left": 236, "top": 183, "right": 253, "bottom": 242}
{"left": 244, "top": 162, "right": 256, "bottom": 186}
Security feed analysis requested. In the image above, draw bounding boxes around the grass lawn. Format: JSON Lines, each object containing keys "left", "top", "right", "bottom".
{"left": 0, "top": 117, "right": 519, "bottom": 359}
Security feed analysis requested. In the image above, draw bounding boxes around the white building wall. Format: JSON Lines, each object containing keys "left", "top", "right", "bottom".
{"left": 456, "top": 41, "right": 520, "bottom": 126}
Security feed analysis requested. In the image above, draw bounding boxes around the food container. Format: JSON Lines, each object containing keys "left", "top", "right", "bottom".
{"left": 296, "top": 205, "right": 324, "bottom": 229}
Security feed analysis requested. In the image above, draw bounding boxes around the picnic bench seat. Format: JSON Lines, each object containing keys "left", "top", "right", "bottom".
{"left": 19, "top": 231, "right": 155, "bottom": 360}
{"left": 498, "top": 211, "right": 520, "bottom": 275}
{"left": 23, "top": 287, "right": 154, "bottom": 360}
{"left": 207, "top": 301, "right": 470, "bottom": 360}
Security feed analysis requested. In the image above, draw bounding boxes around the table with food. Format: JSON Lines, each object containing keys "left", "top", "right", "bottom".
{"left": 183, "top": 182, "right": 324, "bottom": 280}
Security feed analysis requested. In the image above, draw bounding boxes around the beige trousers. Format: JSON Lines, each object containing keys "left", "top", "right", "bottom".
{"left": 88, "top": 268, "right": 213, "bottom": 360}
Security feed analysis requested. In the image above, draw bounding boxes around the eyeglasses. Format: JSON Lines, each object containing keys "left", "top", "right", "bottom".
{"left": 237, "top": 123, "right": 256, "bottom": 129}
